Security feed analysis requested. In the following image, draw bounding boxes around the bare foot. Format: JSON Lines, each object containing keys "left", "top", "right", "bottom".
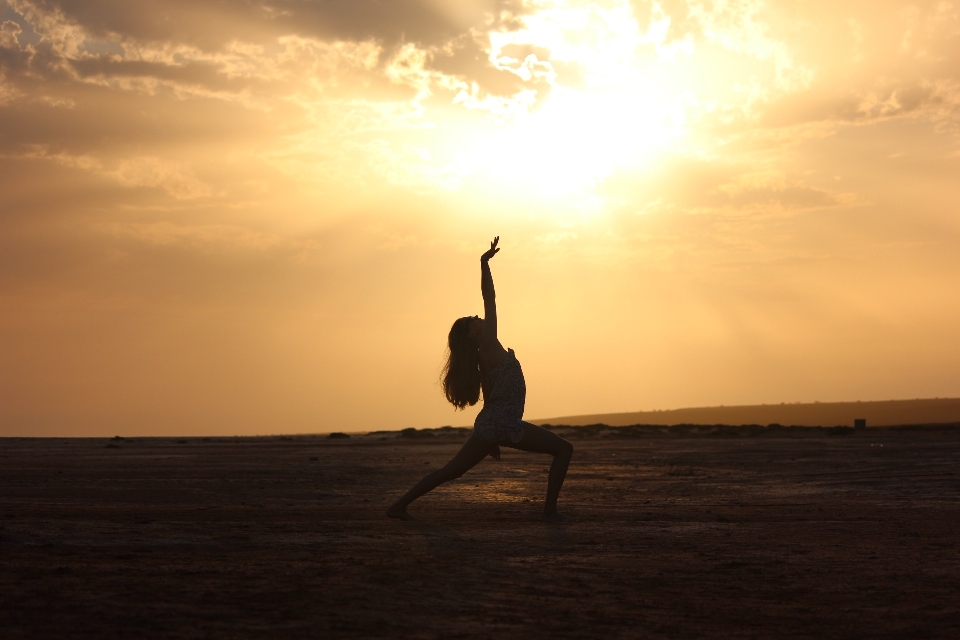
{"left": 541, "top": 511, "right": 573, "bottom": 523}
{"left": 386, "top": 505, "right": 415, "bottom": 521}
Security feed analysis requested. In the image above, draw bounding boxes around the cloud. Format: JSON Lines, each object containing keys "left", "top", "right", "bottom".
{"left": 3, "top": 0, "right": 957, "bottom": 219}
{"left": 0, "top": 0, "right": 546, "bottom": 209}
{"left": 1, "top": 17, "right": 20, "bottom": 47}
{"left": 6, "top": 0, "right": 526, "bottom": 52}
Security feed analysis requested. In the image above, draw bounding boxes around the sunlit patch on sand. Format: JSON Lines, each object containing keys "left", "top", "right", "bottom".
{"left": 444, "top": 478, "right": 539, "bottom": 503}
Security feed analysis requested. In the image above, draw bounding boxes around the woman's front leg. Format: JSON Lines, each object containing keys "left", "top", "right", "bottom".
{"left": 387, "top": 433, "right": 492, "bottom": 520}
{"left": 503, "top": 423, "right": 574, "bottom": 520}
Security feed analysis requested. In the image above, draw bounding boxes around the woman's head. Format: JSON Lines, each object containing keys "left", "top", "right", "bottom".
{"left": 441, "top": 316, "right": 482, "bottom": 409}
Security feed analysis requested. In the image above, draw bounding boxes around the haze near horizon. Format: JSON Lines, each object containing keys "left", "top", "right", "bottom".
{"left": 2, "top": 1, "right": 959, "bottom": 437}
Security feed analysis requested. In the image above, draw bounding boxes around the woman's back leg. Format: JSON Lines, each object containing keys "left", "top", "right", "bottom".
{"left": 387, "top": 433, "right": 492, "bottom": 519}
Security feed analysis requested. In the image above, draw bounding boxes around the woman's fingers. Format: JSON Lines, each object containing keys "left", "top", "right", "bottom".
{"left": 481, "top": 237, "right": 501, "bottom": 261}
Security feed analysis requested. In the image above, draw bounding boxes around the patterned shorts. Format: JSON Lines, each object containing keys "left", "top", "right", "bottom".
{"left": 474, "top": 419, "right": 530, "bottom": 445}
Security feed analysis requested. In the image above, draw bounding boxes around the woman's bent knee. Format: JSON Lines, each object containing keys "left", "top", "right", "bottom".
{"left": 548, "top": 439, "right": 573, "bottom": 459}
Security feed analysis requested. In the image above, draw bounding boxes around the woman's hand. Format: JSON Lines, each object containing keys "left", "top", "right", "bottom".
{"left": 481, "top": 236, "right": 500, "bottom": 262}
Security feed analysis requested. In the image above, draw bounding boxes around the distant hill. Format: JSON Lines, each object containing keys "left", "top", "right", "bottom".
{"left": 531, "top": 398, "right": 960, "bottom": 428}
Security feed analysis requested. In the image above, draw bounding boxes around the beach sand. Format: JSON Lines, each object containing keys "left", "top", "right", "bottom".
{"left": 2, "top": 427, "right": 959, "bottom": 638}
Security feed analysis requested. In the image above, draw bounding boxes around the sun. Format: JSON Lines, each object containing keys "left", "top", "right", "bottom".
{"left": 463, "top": 80, "right": 686, "bottom": 198}
{"left": 369, "top": 1, "right": 694, "bottom": 208}
{"left": 450, "top": 1, "right": 690, "bottom": 200}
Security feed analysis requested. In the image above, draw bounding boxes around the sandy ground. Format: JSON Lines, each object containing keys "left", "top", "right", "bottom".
{"left": 2, "top": 427, "right": 959, "bottom": 638}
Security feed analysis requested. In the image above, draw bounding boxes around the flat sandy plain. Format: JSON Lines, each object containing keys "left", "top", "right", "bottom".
{"left": 2, "top": 425, "right": 959, "bottom": 638}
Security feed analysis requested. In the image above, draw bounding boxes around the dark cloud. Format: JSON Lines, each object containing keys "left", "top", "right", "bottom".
{"left": 1, "top": 0, "right": 537, "bottom": 160}
{"left": 10, "top": 0, "right": 527, "bottom": 51}
{"left": 1, "top": 18, "right": 388, "bottom": 100}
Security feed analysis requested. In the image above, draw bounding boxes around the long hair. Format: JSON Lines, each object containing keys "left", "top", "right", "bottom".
{"left": 441, "top": 317, "right": 481, "bottom": 409}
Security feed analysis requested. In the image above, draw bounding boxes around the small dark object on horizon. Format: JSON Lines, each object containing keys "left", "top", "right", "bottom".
{"left": 399, "top": 427, "right": 435, "bottom": 439}
{"left": 855, "top": 418, "right": 866, "bottom": 429}
{"left": 112, "top": 435, "right": 124, "bottom": 440}
{"left": 328, "top": 432, "right": 351, "bottom": 439}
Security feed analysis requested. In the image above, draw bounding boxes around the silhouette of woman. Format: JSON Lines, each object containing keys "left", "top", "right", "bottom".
{"left": 387, "top": 237, "right": 574, "bottom": 522}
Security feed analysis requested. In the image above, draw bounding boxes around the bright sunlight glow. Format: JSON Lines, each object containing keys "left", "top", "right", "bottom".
{"left": 450, "top": 0, "right": 691, "bottom": 198}
{"left": 465, "top": 82, "right": 686, "bottom": 197}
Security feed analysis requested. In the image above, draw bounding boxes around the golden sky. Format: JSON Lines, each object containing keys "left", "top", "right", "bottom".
{"left": 1, "top": 0, "right": 959, "bottom": 436}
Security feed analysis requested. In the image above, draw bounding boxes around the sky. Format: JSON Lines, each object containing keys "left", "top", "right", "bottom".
{"left": 1, "top": 0, "right": 959, "bottom": 437}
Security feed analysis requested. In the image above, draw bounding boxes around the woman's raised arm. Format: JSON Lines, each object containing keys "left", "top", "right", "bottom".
{"left": 480, "top": 237, "right": 499, "bottom": 343}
